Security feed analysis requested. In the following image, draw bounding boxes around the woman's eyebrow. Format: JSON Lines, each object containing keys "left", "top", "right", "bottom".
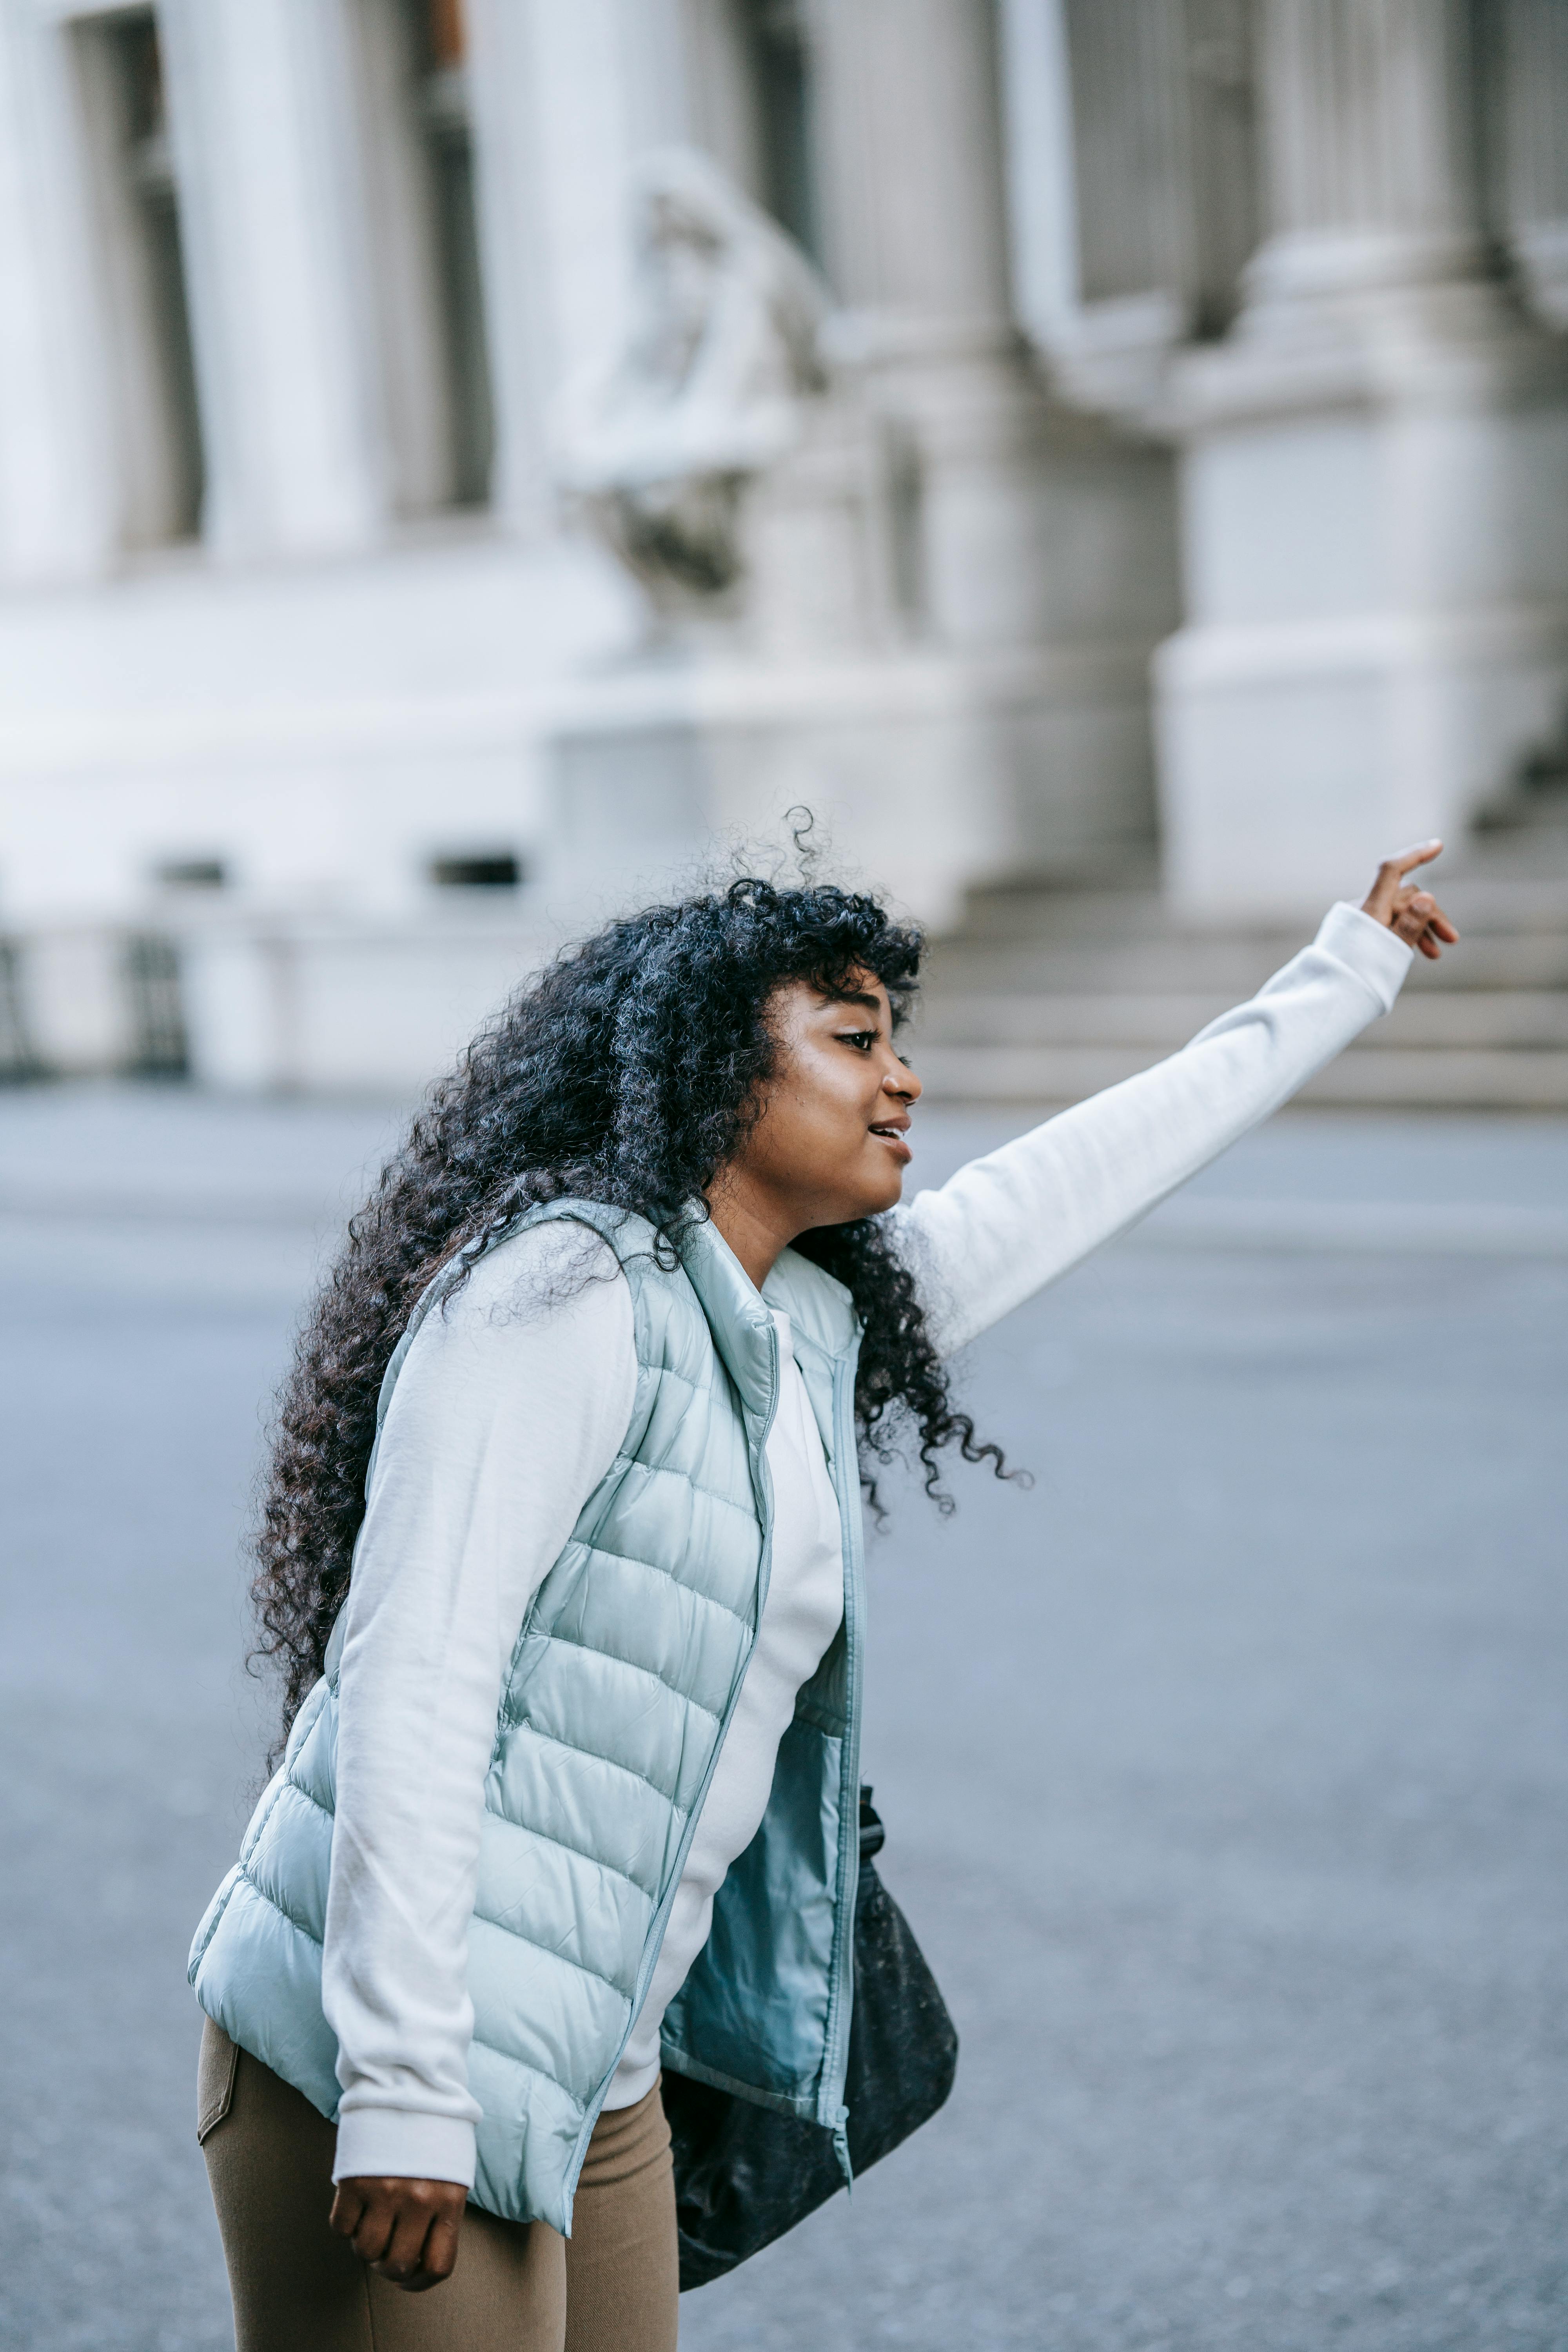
{"left": 820, "top": 988, "right": 884, "bottom": 1017}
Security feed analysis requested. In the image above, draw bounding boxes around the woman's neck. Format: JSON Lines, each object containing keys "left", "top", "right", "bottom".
{"left": 705, "top": 1180, "right": 795, "bottom": 1292}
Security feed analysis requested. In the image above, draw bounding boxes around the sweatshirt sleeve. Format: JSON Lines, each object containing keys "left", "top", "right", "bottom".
{"left": 323, "top": 1221, "right": 636, "bottom": 2189}
{"left": 888, "top": 900, "right": 1413, "bottom": 1358}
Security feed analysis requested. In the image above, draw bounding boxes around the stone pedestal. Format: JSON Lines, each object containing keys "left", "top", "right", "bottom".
{"left": 1155, "top": 0, "right": 1568, "bottom": 914}
{"left": 542, "top": 638, "right": 1158, "bottom": 935}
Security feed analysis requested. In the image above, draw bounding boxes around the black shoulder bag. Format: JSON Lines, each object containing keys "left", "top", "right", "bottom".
{"left": 662, "top": 1789, "right": 959, "bottom": 2292}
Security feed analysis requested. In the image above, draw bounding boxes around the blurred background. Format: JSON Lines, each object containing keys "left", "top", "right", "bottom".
{"left": 0, "top": 0, "right": 1566, "bottom": 1091}
{"left": 2, "top": 4, "right": 1567, "bottom": 2349}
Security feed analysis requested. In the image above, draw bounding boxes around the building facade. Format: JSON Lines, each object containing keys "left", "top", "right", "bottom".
{"left": 0, "top": 1, "right": 1564, "bottom": 1085}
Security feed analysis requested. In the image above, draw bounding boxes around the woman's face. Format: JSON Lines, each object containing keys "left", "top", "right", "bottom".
{"left": 726, "top": 969, "right": 923, "bottom": 1238}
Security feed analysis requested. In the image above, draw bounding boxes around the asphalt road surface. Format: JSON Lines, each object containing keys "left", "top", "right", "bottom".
{"left": 2, "top": 1086, "right": 1565, "bottom": 2352}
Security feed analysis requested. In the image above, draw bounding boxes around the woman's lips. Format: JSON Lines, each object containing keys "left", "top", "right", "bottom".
{"left": 870, "top": 1125, "right": 912, "bottom": 1163}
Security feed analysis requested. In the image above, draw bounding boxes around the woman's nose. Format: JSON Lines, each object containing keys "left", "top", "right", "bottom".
{"left": 885, "top": 1060, "right": 922, "bottom": 1103}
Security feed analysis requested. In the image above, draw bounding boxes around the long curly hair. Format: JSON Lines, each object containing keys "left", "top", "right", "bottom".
{"left": 251, "top": 876, "right": 1009, "bottom": 1741}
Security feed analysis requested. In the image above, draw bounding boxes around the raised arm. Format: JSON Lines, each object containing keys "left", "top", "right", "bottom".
{"left": 889, "top": 863, "right": 1451, "bottom": 1359}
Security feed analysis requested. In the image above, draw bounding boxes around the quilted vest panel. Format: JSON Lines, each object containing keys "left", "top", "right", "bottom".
{"left": 189, "top": 1201, "right": 867, "bottom": 2233}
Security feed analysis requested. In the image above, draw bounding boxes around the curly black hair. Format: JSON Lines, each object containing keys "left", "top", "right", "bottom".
{"left": 251, "top": 875, "right": 1009, "bottom": 1740}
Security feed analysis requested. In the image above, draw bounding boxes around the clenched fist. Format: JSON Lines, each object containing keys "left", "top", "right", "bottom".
{"left": 328, "top": 2174, "right": 468, "bottom": 2293}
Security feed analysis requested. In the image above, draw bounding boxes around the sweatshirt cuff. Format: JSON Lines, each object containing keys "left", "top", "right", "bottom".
{"left": 1314, "top": 900, "right": 1414, "bottom": 1016}
{"left": 332, "top": 2106, "right": 477, "bottom": 2189}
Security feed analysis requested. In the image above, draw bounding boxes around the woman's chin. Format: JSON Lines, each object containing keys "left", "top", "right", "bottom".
{"left": 858, "top": 1164, "right": 907, "bottom": 1216}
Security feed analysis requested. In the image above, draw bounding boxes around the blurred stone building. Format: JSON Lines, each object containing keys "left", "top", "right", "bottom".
{"left": 0, "top": 1, "right": 1565, "bottom": 1091}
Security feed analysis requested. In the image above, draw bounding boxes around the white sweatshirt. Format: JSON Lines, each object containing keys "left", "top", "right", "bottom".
{"left": 324, "top": 902, "right": 1412, "bottom": 2187}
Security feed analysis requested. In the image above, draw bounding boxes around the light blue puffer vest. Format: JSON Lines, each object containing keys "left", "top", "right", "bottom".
{"left": 188, "top": 1201, "right": 866, "bottom": 2234}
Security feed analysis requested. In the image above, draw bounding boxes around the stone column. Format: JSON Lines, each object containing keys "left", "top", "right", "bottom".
{"left": 997, "top": 0, "right": 1080, "bottom": 354}
{"left": 809, "top": 0, "right": 1013, "bottom": 336}
{"left": 797, "top": 0, "right": 1178, "bottom": 879}
{"left": 469, "top": 0, "right": 792, "bottom": 535}
{"left": 464, "top": 0, "right": 697, "bottom": 535}
{"left": 158, "top": 0, "right": 387, "bottom": 561}
{"left": 1254, "top": 0, "right": 1483, "bottom": 297}
{"left": 807, "top": 0, "right": 1049, "bottom": 652}
{"left": 1488, "top": 0, "right": 1568, "bottom": 332}
{"left": 1154, "top": 0, "right": 1568, "bottom": 914}
{"left": 0, "top": 5, "right": 120, "bottom": 581}
{"left": 807, "top": 0, "right": 1181, "bottom": 668}
{"left": 1003, "top": 0, "right": 1261, "bottom": 419}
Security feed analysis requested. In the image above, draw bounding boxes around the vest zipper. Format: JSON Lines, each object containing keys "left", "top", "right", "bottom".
{"left": 817, "top": 1345, "right": 865, "bottom": 2186}
{"left": 562, "top": 1310, "right": 784, "bottom": 2212}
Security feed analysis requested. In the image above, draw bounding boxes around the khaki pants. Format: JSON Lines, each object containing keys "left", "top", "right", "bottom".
{"left": 199, "top": 2020, "right": 679, "bottom": 2352}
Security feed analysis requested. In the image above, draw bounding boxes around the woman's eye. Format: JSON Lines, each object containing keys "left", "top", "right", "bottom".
{"left": 840, "top": 1029, "right": 877, "bottom": 1053}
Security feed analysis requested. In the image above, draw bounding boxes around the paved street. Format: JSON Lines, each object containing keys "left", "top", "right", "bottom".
{"left": 2, "top": 1085, "right": 1566, "bottom": 2352}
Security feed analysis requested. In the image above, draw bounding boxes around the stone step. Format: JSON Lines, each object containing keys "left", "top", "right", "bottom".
{"left": 947, "top": 870, "right": 1568, "bottom": 944}
{"left": 913, "top": 1041, "right": 1568, "bottom": 1110}
{"left": 927, "top": 931, "right": 1568, "bottom": 993}
{"left": 915, "top": 988, "right": 1568, "bottom": 1051}
{"left": 917, "top": 859, "right": 1568, "bottom": 1109}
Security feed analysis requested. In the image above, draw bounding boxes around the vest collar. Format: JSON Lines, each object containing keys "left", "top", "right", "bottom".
{"left": 675, "top": 1213, "right": 779, "bottom": 1420}
{"left": 676, "top": 1214, "right": 861, "bottom": 1412}
{"left": 526, "top": 1198, "right": 860, "bottom": 1412}
{"left": 762, "top": 1244, "right": 859, "bottom": 1362}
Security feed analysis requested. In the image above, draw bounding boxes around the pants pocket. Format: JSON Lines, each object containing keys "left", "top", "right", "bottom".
{"left": 197, "top": 2016, "right": 241, "bottom": 2144}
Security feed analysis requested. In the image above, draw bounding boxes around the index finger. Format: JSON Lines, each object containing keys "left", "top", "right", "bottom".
{"left": 1381, "top": 838, "right": 1443, "bottom": 878}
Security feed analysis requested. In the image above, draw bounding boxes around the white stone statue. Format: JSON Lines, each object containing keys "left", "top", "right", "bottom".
{"left": 554, "top": 147, "right": 829, "bottom": 609}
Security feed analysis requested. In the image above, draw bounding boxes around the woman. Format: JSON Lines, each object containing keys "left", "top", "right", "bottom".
{"left": 191, "top": 843, "right": 1455, "bottom": 2350}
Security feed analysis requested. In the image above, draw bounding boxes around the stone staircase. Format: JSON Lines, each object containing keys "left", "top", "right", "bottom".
{"left": 913, "top": 834, "right": 1568, "bottom": 1112}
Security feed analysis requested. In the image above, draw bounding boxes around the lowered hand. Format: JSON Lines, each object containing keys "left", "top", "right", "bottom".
{"left": 328, "top": 2175, "right": 466, "bottom": 2293}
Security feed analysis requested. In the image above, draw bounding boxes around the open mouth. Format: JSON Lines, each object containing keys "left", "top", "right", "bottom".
{"left": 869, "top": 1122, "right": 912, "bottom": 1159}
